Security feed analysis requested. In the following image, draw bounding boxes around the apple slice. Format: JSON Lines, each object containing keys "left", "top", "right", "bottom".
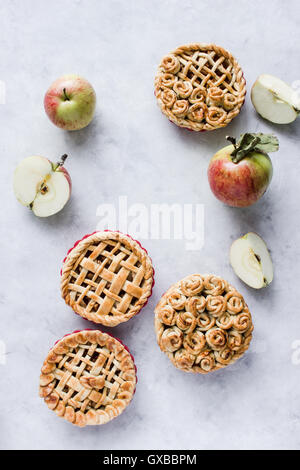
{"left": 230, "top": 232, "right": 273, "bottom": 289}
{"left": 251, "top": 74, "right": 300, "bottom": 124}
{"left": 13, "top": 155, "right": 71, "bottom": 217}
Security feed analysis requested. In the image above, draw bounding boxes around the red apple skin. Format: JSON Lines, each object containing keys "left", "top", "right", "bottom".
{"left": 48, "top": 159, "right": 72, "bottom": 197}
{"left": 208, "top": 144, "right": 273, "bottom": 207}
{"left": 44, "top": 74, "right": 96, "bottom": 131}
{"left": 58, "top": 166, "right": 72, "bottom": 196}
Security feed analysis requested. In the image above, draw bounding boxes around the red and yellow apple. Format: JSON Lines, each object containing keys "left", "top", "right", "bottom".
{"left": 44, "top": 74, "right": 96, "bottom": 131}
{"left": 13, "top": 155, "right": 71, "bottom": 217}
{"left": 207, "top": 133, "right": 279, "bottom": 207}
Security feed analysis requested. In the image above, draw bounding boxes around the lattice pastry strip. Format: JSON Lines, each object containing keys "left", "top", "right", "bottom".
{"left": 155, "top": 274, "right": 253, "bottom": 374}
{"left": 61, "top": 231, "right": 154, "bottom": 326}
{"left": 39, "top": 330, "right": 137, "bottom": 427}
{"left": 155, "top": 43, "right": 246, "bottom": 131}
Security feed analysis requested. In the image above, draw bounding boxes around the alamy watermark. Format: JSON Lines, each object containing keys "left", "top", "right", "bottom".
{"left": 291, "top": 339, "right": 300, "bottom": 366}
{"left": 0, "top": 341, "right": 6, "bottom": 365}
{"left": 96, "top": 196, "right": 204, "bottom": 251}
{"left": 0, "top": 80, "right": 5, "bottom": 104}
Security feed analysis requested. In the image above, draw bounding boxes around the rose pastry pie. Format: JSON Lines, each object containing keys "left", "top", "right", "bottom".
{"left": 155, "top": 43, "right": 246, "bottom": 131}
{"left": 155, "top": 274, "right": 253, "bottom": 373}
{"left": 61, "top": 231, "right": 154, "bottom": 326}
{"left": 39, "top": 330, "right": 137, "bottom": 427}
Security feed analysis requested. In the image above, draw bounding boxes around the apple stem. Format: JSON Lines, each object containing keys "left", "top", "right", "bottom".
{"left": 58, "top": 154, "right": 68, "bottom": 166}
{"left": 226, "top": 136, "right": 237, "bottom": 148}
{"left": 63, "top": 88, "right": 70, "bottom": 101}
{"left": 53, "top": 154, "right": 68, "bottom": 171}
{"left": 228, "top": 133, "right": 279, "bottom": 164}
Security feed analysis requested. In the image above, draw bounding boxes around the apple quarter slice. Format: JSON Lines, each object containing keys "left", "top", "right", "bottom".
{"left": 230, "top": 232, "right": 273, "bottom": 289}
{"left": 251, "top": 74, "right": 300, "bottom": 124}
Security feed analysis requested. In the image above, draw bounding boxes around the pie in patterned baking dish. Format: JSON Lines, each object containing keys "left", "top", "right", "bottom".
{"left": 39, "top": 330, "right": 137, "bottom": 427}
{"left": 61, "top": 231, "right": 154, "bottom": 327}
{"left": 155, "top": 43, "right": 246, "bottom": 131}
{"left": 154, "top": 274, "right": 253, "bottom": 373}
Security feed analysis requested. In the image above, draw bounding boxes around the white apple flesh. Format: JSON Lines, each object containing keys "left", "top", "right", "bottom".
{"left": 251, "top": 74, "right": 300, "bottom": 124}
{"left": 230, "top": 232, "right": 273, "bottom": 289}
{"left": 13, "top": 155, "right": 71, "bottom": 217}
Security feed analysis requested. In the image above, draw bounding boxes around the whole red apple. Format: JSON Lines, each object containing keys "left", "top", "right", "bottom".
{"left": 44, "top": 74, "right": 96, "bottom": 131}
{"left": 207, "top": 133, "right": 279, "bottom": 207}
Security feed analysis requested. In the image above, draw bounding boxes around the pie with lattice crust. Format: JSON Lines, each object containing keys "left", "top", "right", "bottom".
{"left": 39, "top": 330, "right": 136, "bottom": 427}
{"left": 155, "top": 43, "right": 246, "bottom": 131}
{"left": 61, "top": 231, "right": 154, "bottom": 327}
{"left": 155, "top": 274, "right": 253, "bottom": 373}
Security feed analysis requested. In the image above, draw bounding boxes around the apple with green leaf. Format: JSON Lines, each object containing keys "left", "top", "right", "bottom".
{"left": 207, "top": 133, "right": 279, "bottom": 207}
{"left": 44, "top": 74, "right": 96, "bottom": 130}
{"left": 13, "top": 154, "right": 71, "bottom": 217}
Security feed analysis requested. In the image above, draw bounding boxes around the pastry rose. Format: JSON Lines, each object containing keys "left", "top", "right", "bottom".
{"left": 215, "top": 347, "right": 234, "bottom": 365}
{"left": 172, "top": 99, "right": 189, "bottom": 117}
{"left": 157, "top": 302, "right": 176, "bottom": 326}
{"left": 197, "top": 312, "right": 216, "bottom": 331}
{"left": 205, "top": 106, "right": 227, "bottom": 127}
{"left": 161, "top": 54, "right": 181, "bottom": 74}
{"left": 204, "top": 275, "right": 228, "bottom": 296}
{"left": 159, "top": 73, "right": 177, "bottom": 88}
{"left": 233, "top": 311, "right": 252, "bottom": 333}
{"left": 227, "top": 329, "right": 244, "bottom": 351}
{"left": 160, "top": 326, "right": 183, "bottom": 352}
{"left": 166, "top": 289, "right": 186, "bottom": 310}
{"left": 183, "top": 329, "right": 206, "bottom": 355}
{"left": 206, "top": 86, "right": 224, "bottom": 106}
{"left": 195, "top": 350, "right": 215, "bottom": 373}
{"left": 174, "top": 349, "right": 195, "bottom": 370}
{"left": 216, "top": 312, "right": 234, "bottom": 330}
{"left": 176, "top": 311, "right": 197, "bottom": 334}
{"left": 160, "top": 88, "right": 177, "bottom": 108}
{"left": 180, "top": 274, "right": 204, "bottom": 296}
{"left": 223, "top": 93, "right": 238, "bottom": 110}
{"left": 173, "top": 80, "right": 193, "bottom": 99}
{"left": 206, "top": 295, "right": 226, "bottom": 317}
{"left": 187, "top": 102, "right": 207, "bottom": 122}
{"left": 189, "top": 86, "right": 206, "bottom": 104}
{"left": 225, "top": 291, "right": 244, "bottom": 314}
{"left": 186, "top": 295, "right": 206, "bottom": 315}
{"left": 206, "top": 327, "right": 227, "bottom": 350}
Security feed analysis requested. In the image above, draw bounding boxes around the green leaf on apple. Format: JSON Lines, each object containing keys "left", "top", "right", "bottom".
{"left": 229, "top": 133, "right": 279, "bottom": 163}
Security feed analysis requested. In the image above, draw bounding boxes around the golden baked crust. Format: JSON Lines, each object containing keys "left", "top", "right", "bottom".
{"left": 154, "top": 274, "right": 253, "bottom": 373}
{"left": 155, "top": 43, "right": 246, "bottom": 131}
{"left": 39, "top": 330, "right": 136, "bottom": 427}
{"left": 61, "top": 231, "right": 154, "bottom": 326}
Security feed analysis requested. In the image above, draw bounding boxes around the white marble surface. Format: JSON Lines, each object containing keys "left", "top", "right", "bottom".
{"left": 1, "top": 0, "right": 300, "bottom": 450}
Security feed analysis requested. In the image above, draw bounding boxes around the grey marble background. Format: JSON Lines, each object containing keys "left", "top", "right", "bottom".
{"left": 1, "top": 0, "right": 300, "bottom": 450}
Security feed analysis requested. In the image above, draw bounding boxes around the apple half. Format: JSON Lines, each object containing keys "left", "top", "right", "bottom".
{"left": 13, "top": 155, "right": 71, "bottom": 217}
{"left": 251, "top": 74, "right": 300, "bottom": 124}
{"left": 230, "top": 232, "right": 273, "bottom": 289}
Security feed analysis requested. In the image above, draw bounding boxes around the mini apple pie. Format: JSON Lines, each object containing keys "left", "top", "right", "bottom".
{"left": 39, "top": 330, "right": 137, "bottom": 427}
{"left": 155, "top": 274, "right": 253, "bottom": 373}
{"left": 155, "top": 43, "right": 246, "bottom": 131}
{"left": 61, "top": 231, "right": 154, "bottom": 326}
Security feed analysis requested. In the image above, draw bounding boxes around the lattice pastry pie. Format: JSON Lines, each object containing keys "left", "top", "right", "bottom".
{"left": 39, "top": 330, "right": 137, "bottom": 427}
{"left": 155, "top": 43, "right": 246, "bottom": 131}
{"left": 61, "top": 231, "right": 154, "bottom": 326}
{"left": 155, "top": 274, "right": 253, "bottom": 373}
